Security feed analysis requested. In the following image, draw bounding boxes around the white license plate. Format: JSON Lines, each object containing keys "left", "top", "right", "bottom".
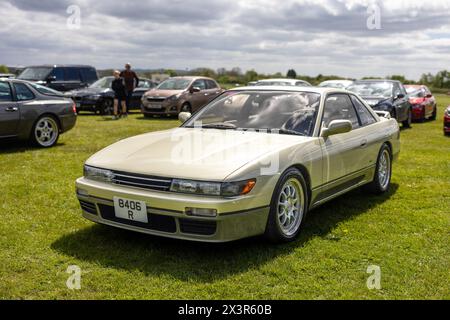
{"left": 149, "top": 104, "right": 162, "bottom": 109}
{"left": 113, "top": 197, "right": 148, "bottom": 223}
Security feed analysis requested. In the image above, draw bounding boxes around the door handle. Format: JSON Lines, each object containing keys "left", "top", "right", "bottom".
{"left": 360, "top": 139, "right": 368, "bottom": 147}
{"left": 5, "top": 107, "right": 18, "bottom": 112}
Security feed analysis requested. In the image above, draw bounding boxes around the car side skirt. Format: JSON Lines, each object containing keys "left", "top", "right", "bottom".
{"left": 310, "top": 165, "right": 376, "bottom": 209}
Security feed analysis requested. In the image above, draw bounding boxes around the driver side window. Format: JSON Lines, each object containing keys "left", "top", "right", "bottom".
{"left": 0, "top": 82, "right": 13, "bottom": 101}
{"left": 192, "top": 79, "right": 206, "bottom": 91}
{"left": 323, "top": 94, "right": 360, "bottom": 129}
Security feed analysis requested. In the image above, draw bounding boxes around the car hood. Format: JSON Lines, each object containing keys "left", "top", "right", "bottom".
{"left": 360, "top": 96, "right": 391, "bottom": 106}
{"left": 143, "top": 89, "right": 185, "bottom": 98}
{"left": 66, "top": 87, "right": 112, "bottom": 97}
{"left": 86, "top": 128, "right": 311, "bottom": 181}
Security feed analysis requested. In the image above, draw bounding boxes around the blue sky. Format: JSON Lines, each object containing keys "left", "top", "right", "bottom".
{"left": 1, "top": 0, "right": 450, "bottom": 79}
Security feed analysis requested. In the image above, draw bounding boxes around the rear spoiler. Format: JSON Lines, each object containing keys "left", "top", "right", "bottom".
{"left": 374, "top": 111, "right": 391, "bottom": 119}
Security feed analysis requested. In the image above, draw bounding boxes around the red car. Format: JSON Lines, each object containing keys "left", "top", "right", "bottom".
{"left": 404, "top": 85, "right": 437, "bottom": 122}
{"left": 444, "top": 106, "right": 450, "bottom": 135}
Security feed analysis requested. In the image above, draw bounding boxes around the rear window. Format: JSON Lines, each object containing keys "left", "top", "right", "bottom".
{"left": 14, "top": 83, "right": 35, "bottom": 101}
{"left": 28, "top": 82, "right": 64, "bottom": 96}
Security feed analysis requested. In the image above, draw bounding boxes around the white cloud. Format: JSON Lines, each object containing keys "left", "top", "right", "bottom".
{"left": 1, "top": 0, "right": 450, "bottom": 79}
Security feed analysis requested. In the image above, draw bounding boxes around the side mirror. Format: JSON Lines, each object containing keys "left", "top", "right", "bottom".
{"left": 395, "top": 93, "right": 405, "bottom": 100}
{"left": 190, "top": 87, "right": 201, "bottom": 93}
{"left": 321, "top": 120, "right": 352, "bottom": 138}
{"left": 178, "top": 112, "right": 192, "bottom": 123}
{"left": 426, "top": 94, "right": 432, "bottom": 98}
{"left": 46, "top": 75, "right": 56, "bottom": 83}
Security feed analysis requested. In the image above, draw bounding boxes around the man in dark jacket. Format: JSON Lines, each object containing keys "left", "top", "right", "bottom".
{"left": 120, "top": 63, "right": 139, "bottom": 112}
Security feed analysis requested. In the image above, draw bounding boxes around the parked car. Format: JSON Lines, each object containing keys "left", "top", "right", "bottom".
{"left": 141, "top": 76, "right": 223, "bottom": 117}
{"left": 76, "top": 86, "right": 400, "bottom": 243}
{"left": 347, "top": 80, "right": 412, "bottom": 127}
{"left": 404, "top": 85, "right": 437, "bottom": 122}
{"left": 0, "top": 79, "right": 77, "bottom": 147}
{"left": 319, "top": 80, "right": 354, "bottom": 89}
{"left": 17, "top": 65, "right": 98, "bottom": 92}
{"left": 444, "top": 106, "right": 450, "bottom": 135}
{"left": 0, "top": 73, "right": 15, "bottom": 79}
{"left": 255, "top": 78, "right": 312, "bottom": 87}
{"left": 66, "top": 77, "right": 156, "bottom": 114}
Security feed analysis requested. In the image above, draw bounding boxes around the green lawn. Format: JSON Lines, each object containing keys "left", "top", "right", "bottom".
{"left": 0, "top": 97, "right": 449, "bottom": 300}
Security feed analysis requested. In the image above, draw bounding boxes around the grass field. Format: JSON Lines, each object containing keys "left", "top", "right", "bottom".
{"left": 0, "top": 96, "right": 449, "bottom": 300}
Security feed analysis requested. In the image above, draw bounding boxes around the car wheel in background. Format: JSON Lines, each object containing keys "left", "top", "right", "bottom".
{"left": 402, "top": 108, "right": 412, "bottom": 128}
{"left": 430, "top": 106, "right": 437, "bottom": 121}
{"left": 30, "top": 115, "right": 60, "bottom": 148}
{"left": 181, "top": 103, "right": 191, "bottom": 113}
{"left": 265, "top": 168, "right": 308, "bottom": 243}
{"left": 364, "top": 144, "right": 392, "bottom": 194}
{"left": 100, "top": 99, "right": 113, "bottom": 116}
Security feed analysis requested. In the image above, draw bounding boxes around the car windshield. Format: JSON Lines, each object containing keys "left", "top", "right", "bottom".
{"left": 157, "top": 79, "right": 191, "bottom": 90}
{"left": 183, "top": 91, "right": 321, "bottom": 137}
{"left": 347, "top": 82, "right": 393, "bottom": 98}
{"left": 408, "top": 89, "right": 426, "bottom": 98}
{"left": 90, "top": 77, "right": 113, "bottom": 89}
{"left": 405, "top": 86, "right": 420, "bottom": 94}
{"left": 138, "top": 80, "right": 153, "bottom": 88}
{"left": 18, "top": 67, "right": 52, "bottom": 81}
{"left": 28, "top": 82, "right": 64, "bottom": 96}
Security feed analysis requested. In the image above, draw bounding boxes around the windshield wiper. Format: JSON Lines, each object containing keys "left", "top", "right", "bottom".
{"left": 200, "top": 123, "right": 237, "bottom": 130}
{"left": 274, "top": 128, "right": 305, "bottom": 136}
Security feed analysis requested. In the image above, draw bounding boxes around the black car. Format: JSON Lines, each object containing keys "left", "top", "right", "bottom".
{"left": 66, "top": 76, "right": 157, "bottom": 114}
{"left": 347, "top": 80, "right": 412, "bottom": 127}
{"left": 17, "top": 65, "right": 98, "bottom": 92}
{"left": 0, "top": 79, "right": 77, "bottom": 147}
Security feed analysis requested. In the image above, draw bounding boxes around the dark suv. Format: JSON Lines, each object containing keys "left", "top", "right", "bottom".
{"left": 17, "top": 65, "right": 98, "bottom": 92}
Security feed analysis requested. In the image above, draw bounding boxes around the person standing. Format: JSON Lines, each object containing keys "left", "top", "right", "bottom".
{"left": 120, "top": 63, "right": 139, "bottom": 114}
{"left": 111, "top": 70, "right": 127, "bottom": 120}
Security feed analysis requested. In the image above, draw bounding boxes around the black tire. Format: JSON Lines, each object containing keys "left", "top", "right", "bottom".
{"left": 402, "top": 108, "right": 412, "bottom": 128}
{"left": 364, "top": 144, "right": 392, "bottom": 194}
{"left": 100, "top": 99, "right": 113, "bottom": 116}
{"left": 30, "top": 115, "right": 60, "bottom": 148}
{"left": 430, "top": 105, "right": 437, "bottom": 121}
{"left": 265, "top": 168, "right": 309, "bottom": 243}
{"left": 181, "top": 103, "right": 192, "bottom": 113}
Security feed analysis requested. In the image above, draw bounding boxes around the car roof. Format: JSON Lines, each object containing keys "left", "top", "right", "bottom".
{"left": 355, "top": 79, "right": 400, "bottom": 83}
{"left": 228, "top": 85, "right": 347, "bottom": 95}
{"left": 169, "top": 76, "right": 215, "bottom": 81}
{"left": 258, "top": 78, "right": 304, "bottom": 82}
{"left": 23, "top": 64, "right": 96, "bottom": 68}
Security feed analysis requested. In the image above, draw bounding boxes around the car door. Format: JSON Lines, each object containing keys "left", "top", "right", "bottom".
{"left": 424, "top": 87, "right": 434, "bottom": 118}
{"left": 46, "top": 67, "right": 66, "bottom": 91}
{"left": 319, "top": 94, "right": 366, "bottom": 186}
{"left": 393, "top": 83, "right": 409, "bottom": 122}
{"left": 189, "top": 79, "right": 208, "bottom": 111}
{"left": 0, "top": 81, "right": 20, "bottom": 137}
{"left": 205, "top": 79, "right": 222, "bottom": 102}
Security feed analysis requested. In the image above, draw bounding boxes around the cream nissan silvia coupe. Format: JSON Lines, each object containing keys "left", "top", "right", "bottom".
{"left": 76, "top": 87, "right": 400, "bottom": 243}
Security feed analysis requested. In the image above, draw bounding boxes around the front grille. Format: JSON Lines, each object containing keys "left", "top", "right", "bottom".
{"left": 179, "top": 219, "right": 217, "bottom": 236}
{"left": 98, "top": 204, "right": 176, "bottom": 233}
{"left": 111, "top": 171, "right": 172, "bottom": 192}
{"left": 146, "top": 97, "right": 166, "bottom": 102}
{"left": 79, "top": 200, "right": 97, "bottom": 215}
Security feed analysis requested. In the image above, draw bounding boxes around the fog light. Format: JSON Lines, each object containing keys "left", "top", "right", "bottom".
{"left": 185, "top": 208, "right": 217, "bottom": 217}
{"left": 76, "top": 188, "right": 89, "bottom": 197}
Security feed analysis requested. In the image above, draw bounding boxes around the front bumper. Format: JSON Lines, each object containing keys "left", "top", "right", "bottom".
{"left": 141, "top": 98, "right": 179, "bottom": 115}
{"left": 75, "top": 177, "right": 270, "bottom": 242}
{"left": 444, "top": 116, "right": 450, "bottom": 133}
{"left": 412, "top": 105, "right": 425, "bottom": 120}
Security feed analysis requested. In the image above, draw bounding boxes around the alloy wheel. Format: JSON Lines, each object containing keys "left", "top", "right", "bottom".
{"left": 34, "top": 117, "right": 58, "bottom": 147}
{"left": 277, "top": 178, "right": 304, "bottom": 237}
